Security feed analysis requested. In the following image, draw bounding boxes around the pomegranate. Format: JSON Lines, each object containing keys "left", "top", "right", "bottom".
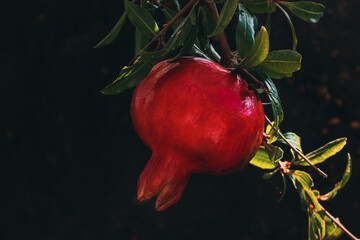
{"left": 131, "top": 57, "right": 264, "bottom": 211}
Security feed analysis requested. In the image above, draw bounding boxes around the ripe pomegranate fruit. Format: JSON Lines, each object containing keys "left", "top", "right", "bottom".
{"left": 131, "top": 57, "right": 264, "bottom": 211}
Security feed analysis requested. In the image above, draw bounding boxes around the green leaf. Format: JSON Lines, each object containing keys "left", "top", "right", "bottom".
{"left": 288, "top": 170, "right": 321, "bottom": 211}
{"left": 169, "top": 18, "right": 199, "bottom": 62}
{"left": 101, "top": 61, "right": 153, "bottom": 95}
{"left": 277, "top": 132, "right": 303, "bottom": 152}
{"left": 324, "top": 216, "right": 343, "bottom": 240}
{"left": 275, "top": 2, "right": 297, "bottom": 51}
{"left": 139, "top": 17, "right": 192, "bottom": 64}
{"left": 242, "top": 0, "right": 276, "bottom": 14}
{"left": 236, "top": 3, "right": 258, "bottom": 58}
{"left": 94, "top": 12, "right": 127, "bottom": 48}
{"left": 309, "top": 210, "right": 326, "bottom": 240}
{"left": 250, "top": 146, "right": 277, "bottom": 169}
{"left": 299, "top": 138, "right": 347, "bottom": 166}
{"left": 292, "top": 170, "right": 314, "bottom": 188}
{"left": 135, "top": 28, "right": 148, "bottom": 54}
{"left": 200, "top": 6, "right": 220, "bottom": 62}
{"left": 319, "top": 154, "right": 351, "bottom": 201}
{"left": 259, "top": 67, "right": 293, "bottom": 79}
{"left": 125, "top": 0, "right": 159, "bottom": 38}
{"left": 208, "top": 0, "right": 239, "bottom": 37}
{"left": 281, "top": 1, "right": 325, "bottom": 23}
{"left": 264, "top": 144, "right": 284, "bottom": 163}
{"left": 200, "top": 6, "right": 217, "bottom": 35}
{"left": 261, "top": 75, "right": 283, "bottom": 143}
{"left": 259, "top": 50, "right": 302, "bottom": 76}
{"left": 160, "top": 5, "right": 182, "bottom": 30}
{"left": 237, "top": 26, "right": 269, "bottom": 69}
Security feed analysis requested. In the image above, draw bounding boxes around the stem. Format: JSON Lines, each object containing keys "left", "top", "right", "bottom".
{"left": 264, "top": 115, "right": 328, "bottom": 178}
{"left": 205, "top": 1, "right": 238, "bottom": 68}
{"left": 320, "top": 203, "right": 359, "bottom": 240}
{"left": 128, "top": 0, "right": 199, "bottom": 66}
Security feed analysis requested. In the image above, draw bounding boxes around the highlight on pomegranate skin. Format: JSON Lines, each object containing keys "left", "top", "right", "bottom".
{"left": 131, "top": 57, "right": 264, "bottom": 211}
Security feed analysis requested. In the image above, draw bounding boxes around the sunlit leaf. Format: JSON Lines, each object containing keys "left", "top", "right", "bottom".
{"left": 259, "top": 50, "right": 302, "bottom": 74}
{"left": 324, "top": 216, "right": 343, "bottom": 240}
{"left": 242, "top": 0, "right": 276, "bottom": 14}
{"left": 250, "top": 146, "right": 277, "bottom": 169}
{"left": 236, "top": 3, "right": 258, "bottom": 58}
{"left": 292, "top": 170, "right": 314, "bottom": 188}
{"left": 309, "top": 210, "right": 326, "bottom": 240}
{"left": 208, "top": 0, "right": 239, "bottom": 37}
{"left": 318, "top": 154, "right": 351, "bottom": 201}
{"left": 259, "top": 66, "right": 293, "bottom": 79}
{"left": 101, "top": 61, "right": 153, "bottom": 95}
{"left": 94, "top": 12, "right": 127, "bottom": 48}
{"left": 125, "top": 0, "right": 159, "bottom": 38}
{"left": 237, "top": 26, "right": 269, "bottom": 69}
{"left": 281, "top": 1, "right": 325, "bottom": 23}
{"left": 288, "top": 170, "right": 321, "bottom": 211}
{"left": 299, "top": 138, "right": 347, "bottom": 166}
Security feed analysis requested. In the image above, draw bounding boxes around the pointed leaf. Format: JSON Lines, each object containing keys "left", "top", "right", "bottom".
{"left": 94, "top": 12, "right": 127, "bottom": 48}
{"left": 208, "top": 0, "right": 239, "bottom": 37}
{"left": 259, "top": 50, "right": 302, "bottom": 74}
{"left": 250, "top": 146, "right": 277, "bottom": 169}
{"left": 299, "top": 138, "right": 347, "bottom": 166}
{"left": 237, "top": 26, "right": 269, "bottom": 69}
{"left": 281, "top": 1, "right": 325, "bottom": 23}
{"left": 125, "top": 0, "right": 159, "bottom": 38}
{"left": 101, "top": 61, "right": 153, "bottom": 95}
{"left": 319, "top": 154, "right": 351, "bottom": 201}
{"left": 242, "top": 0, "right": 276, "bottom": 14}
{"left": 236, "top": 3, "right": 258, "bottom": 58}
{"left": 258, "top": 74, "right": 283, "bottom": 143}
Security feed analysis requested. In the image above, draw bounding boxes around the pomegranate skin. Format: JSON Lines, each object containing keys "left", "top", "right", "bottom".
{"left": 131, "top": 57, "right": 264, "bottom": 211}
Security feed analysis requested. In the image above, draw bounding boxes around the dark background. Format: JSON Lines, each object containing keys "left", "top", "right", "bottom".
{"left": 1, "top": 0, "right": 359, "bottom": 239}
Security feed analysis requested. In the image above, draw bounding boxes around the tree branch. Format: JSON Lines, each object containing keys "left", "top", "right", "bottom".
{"left": 264, "top": 115, "right": 328, "bottom": 178}
{"left": 320, "top": 203, "right": 359, "bottom": 240}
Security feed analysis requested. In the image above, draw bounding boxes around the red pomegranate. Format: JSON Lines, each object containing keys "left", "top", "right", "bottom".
{"left": 131, "top": 57, "right": 264, "bottom": 211}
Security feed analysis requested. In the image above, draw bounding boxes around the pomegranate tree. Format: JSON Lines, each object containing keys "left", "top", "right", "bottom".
{"left": 95, "top": 0, "right": 357, "bottom": 239}
{"left": 131, "top": 57, "right": 264, "bottom": 210}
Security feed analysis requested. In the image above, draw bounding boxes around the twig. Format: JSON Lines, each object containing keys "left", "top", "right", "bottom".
{"left": 205, "top": 1, "right": 238, "bottom": 68}
{"left": 128, "top": 0, "right": 199, "bottom": 66}
{"left": 320, "top": 203, "right": 359, "bottom": 240}
{"left": 264, "top": 115, "right": 328, "bottom": 178}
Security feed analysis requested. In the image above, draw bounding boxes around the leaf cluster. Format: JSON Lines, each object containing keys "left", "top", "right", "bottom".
{"left": 93, "top": 1, "right": 355, "bottom": 239}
